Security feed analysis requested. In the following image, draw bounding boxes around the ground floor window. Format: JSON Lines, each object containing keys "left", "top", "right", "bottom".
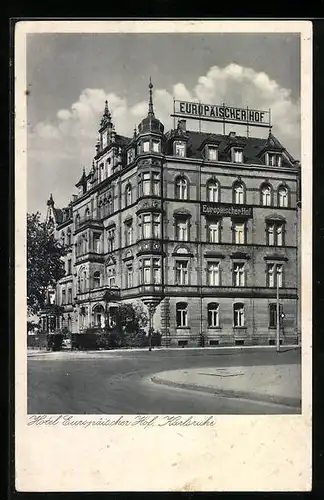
{"left": 208, "top": 302, "right": 219, "bottom": 327}
{"left": 233, "top": 303, "right": 245, "bottom": 327}
{"left": 269, "top": 303, "right": 284, "bottom": 328}
{"left": 176, "top": 302, "right": 188, "bottom": 327}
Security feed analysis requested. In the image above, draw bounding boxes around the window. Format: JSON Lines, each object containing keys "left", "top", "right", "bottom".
{"left": 175, "top": 218, "right": 189, "bottom": 241}
{"left": 233, "top": 182, "right": 244, "bottom": 204}
{"left": 125, "top": 184, "right": 132, "bottom": 206}
{"left": 143, "top": 140, "right": 150, "bottom": 153}
{"left": 93, "top": 271, "right": 101, "bottom": 289}
{"left": 261, "top": 184, "right": 272, "bottom": 206}
{"left": 174, "top": 141, "right": 186, "bottom": 157}
{"left": 208, "top": 147, "right": 218, "bottom": 161}
{"left": 266, "top": 221, "right": 284, "bottom": 246}
{"left": 268, "top": 153, "right": 282, "bottom": 167}
{"left": 233, "top": 303, "right": 245, "bottom": 327}
{"left": 61, "top": 232, "right": 65, "bottom": 246}
{"left": 107, "top": 266, "right": 116, "bottom": 287}
{"left": 141, "top": 213, "right": 160, "bottom": 239}
{"left": 233, "top": 149, "right": 243, "bottom": 163}
{"left": 208, "top": 303, "right": 219, "bottom": 328}
{"left": 233, "top": 262, "right": 245, "bottom": 287}
{"left": 207, "top": 262, "right": 220, "bottom": 286}
{"left": 143, "top": 259, "right": 151, "bottom": 284}
{"left": 143, "top": 214, "right": 151, "bottom": 238}
{"left": 67, "top": 259, "right": 72, "bottom": 275}
{"left": 232, "top": 220, "right": 246, "bottom": 244}
{"left": 142, "top": 172, "right": 151, "bottom": 196}
{"left": 125, "top": 223, "right": 133, "bottom": 246}
{"left": 152, "top": 140, "right": 160, "bottom": 153}
{"left": 278, "top": 186, "right": 288, "bottom": 207}
{"left": 93, "top": 233, "right": 101, "bottom": 253}
{"left": 85, "top": 207, "right": 90, "bottom": 220}
{"left": 125, "top": 265, "right": 133, "bottom": 288}
{"left": 141, "top": 258, "right": 161, "bottom": 284}
{"left": 61, "top": 289, "right": 66, "bottom": 305}
{"left": 175, "top": 176, "right": 188, "bottom": 200}
{"left": 269, "top": 303, "right": 283, "bottom": 328}
{"left": 175, "top": 260, "right": 189, "bottom": 285}
{"left": 207, "top": 220, "right": 220, "bottom": 243}
{"left": 207, "top": 180, "right": 219, "bottom": 202}
{"left": 107, "top": 228, "right": 115, "bottom": 252}
{"left": 67, "top": 288, "right": 72, "bottom": 304}
{"left": 152, "top": 172, "right": 160, "bottom": 196}
{"left": 153, "top": 258, "right": 161, "bottom": 284}
{"left": 266, "top": 263, "right": 283, "bottom": 288}
{"left": 176, "top": 302, "right": 188, "bottom": 327}
{"left": 67, "top": 230, "right": 72, "bottom": 246}
{"left": 153, "top": 214, "right": 160, "bottom": 238}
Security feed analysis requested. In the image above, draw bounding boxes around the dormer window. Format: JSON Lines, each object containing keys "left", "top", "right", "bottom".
{"left": 207, "top": 146, "right": 218, "bottom": 161}
{"left": 174, "top": 141, "right": 186, "bottom": 158}
{"left": 232, "top": 148, "right": 243, "bottom": 163}
{"left": 267, "top": 152, "right": 282, "bottom": 167}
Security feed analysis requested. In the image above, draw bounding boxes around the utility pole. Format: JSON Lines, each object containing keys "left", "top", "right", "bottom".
{"left": 276, "top": 269, "right": 280, "bottom": 353}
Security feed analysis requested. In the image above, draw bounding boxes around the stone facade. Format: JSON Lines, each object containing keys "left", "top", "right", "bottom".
{"left": 45, "top": 83, "right": 301, "bottom": 347}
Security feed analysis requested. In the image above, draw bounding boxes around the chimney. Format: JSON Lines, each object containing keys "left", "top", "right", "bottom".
{"left": 178, "top": 119, "right": 186, "bottom": 132}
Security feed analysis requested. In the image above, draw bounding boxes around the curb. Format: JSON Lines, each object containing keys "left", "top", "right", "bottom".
{"left": 27, "top": 345, "right": 300, "bottom": 356}
{"left": 151, "top": 375, "right": 301, "bottom": 409}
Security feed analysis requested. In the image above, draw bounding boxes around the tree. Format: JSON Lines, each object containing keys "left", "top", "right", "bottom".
{"left": 27, "top": 212, "right": 66, "bottom": 315}
{"left": 117, "top": 302, "right": 148, "bottom": 334}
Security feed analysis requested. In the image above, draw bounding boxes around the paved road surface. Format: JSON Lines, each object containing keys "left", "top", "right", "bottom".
{"left": 27, "top": 347, "right": 301, "bottom": 415}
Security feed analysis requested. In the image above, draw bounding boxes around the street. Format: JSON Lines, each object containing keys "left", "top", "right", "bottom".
{"left": 27, "top": 347, "right": 301, "bottom": 415}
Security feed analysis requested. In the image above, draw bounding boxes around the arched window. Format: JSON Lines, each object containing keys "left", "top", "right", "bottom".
{"left": 125, "top": 184, "right": 132, "bottom": 207}
{"left": 93, "top": 271, "right": 101, "bottom": 289}
{"left": 233, "top": 181, "right": 245, "bottom": 204}
{"left": 93, "top": 304, "right": 105, "bottom": 328}
{"left": 175, "top": 176, "right": 188, "bottom": 200}
{"left": 278, "top": 185, "right": 288, "bottom": 207}
{"left": 260, "top": 183, "right": 272, "bottom": 206}
{"left": 207, "top": 179, "right": 219, "bottom": 202}
{"left": 103, "top": 197, "right": 108, "bottom": 217}
{"left": 176, "top": 302, "right": 188, "bottom": 328}
{"left": 233, "top": 303, "right": 245, "bottom": 327}
{"left": 61, "top": 231, "right": 65, "bottom": 246}
{"left": 208, "top": 303, "right": 219, "bottom": 328}
{"left": 75, "top": 214, "right": 80, "bottom": 228}
{"left": 85, "top": 207, "right": 90, "bottom": 220}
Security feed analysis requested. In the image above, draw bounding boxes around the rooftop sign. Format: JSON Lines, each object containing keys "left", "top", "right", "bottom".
{"left": 172, "top": 100, "right": 271, "bottom": 129}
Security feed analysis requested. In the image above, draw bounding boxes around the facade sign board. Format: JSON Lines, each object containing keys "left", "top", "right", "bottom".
{"left": 201, "top": 202, "right": 253, "bottom": 218}
{"left": 172, "top": 100, "right": 271, "bottom": 128}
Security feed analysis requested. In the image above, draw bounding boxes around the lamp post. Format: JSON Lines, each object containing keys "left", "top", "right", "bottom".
{"left": 141, "top": 296, "right": 163, "bottom": 351}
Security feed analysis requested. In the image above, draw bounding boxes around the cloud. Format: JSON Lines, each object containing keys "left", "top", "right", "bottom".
{"left": 28, "top": 63, "right": 300, "bottom": 214}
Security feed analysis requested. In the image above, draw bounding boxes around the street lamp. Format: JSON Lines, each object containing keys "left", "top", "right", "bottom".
{"left": 141, "top": 296, "right": 163, "bottom": 351}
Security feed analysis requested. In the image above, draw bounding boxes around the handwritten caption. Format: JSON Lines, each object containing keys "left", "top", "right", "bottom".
{"left": 28, "top": 415, "right": 216, "bottom": 429}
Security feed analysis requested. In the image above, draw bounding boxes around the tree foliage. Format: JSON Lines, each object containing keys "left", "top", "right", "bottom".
{"left": 27, "top": 212, "right": 66, "bottom": 315}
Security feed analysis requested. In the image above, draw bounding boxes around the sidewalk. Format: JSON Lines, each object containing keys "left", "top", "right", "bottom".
{"left": 151, "top": 364, "right": 301, "bottom": 408}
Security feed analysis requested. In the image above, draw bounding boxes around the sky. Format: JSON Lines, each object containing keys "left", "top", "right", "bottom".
{"left": 26, "top": 32, "right": 301, "bottom": 214}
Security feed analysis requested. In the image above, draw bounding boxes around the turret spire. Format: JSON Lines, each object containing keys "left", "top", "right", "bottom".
{"left": 148, "top": 77, "right": 154, "bottom": 117}
{"left": 100, "top": 100, "right": 112, "bottom": 128}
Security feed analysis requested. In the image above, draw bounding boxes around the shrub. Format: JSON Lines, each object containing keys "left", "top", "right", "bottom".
{"left": 47, "top": 333, "right": 64, "bottom": 351}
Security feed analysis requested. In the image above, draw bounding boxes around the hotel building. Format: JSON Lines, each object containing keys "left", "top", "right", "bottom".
{"left": 43, "top": 81, "right": 301, "bottom": 347}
